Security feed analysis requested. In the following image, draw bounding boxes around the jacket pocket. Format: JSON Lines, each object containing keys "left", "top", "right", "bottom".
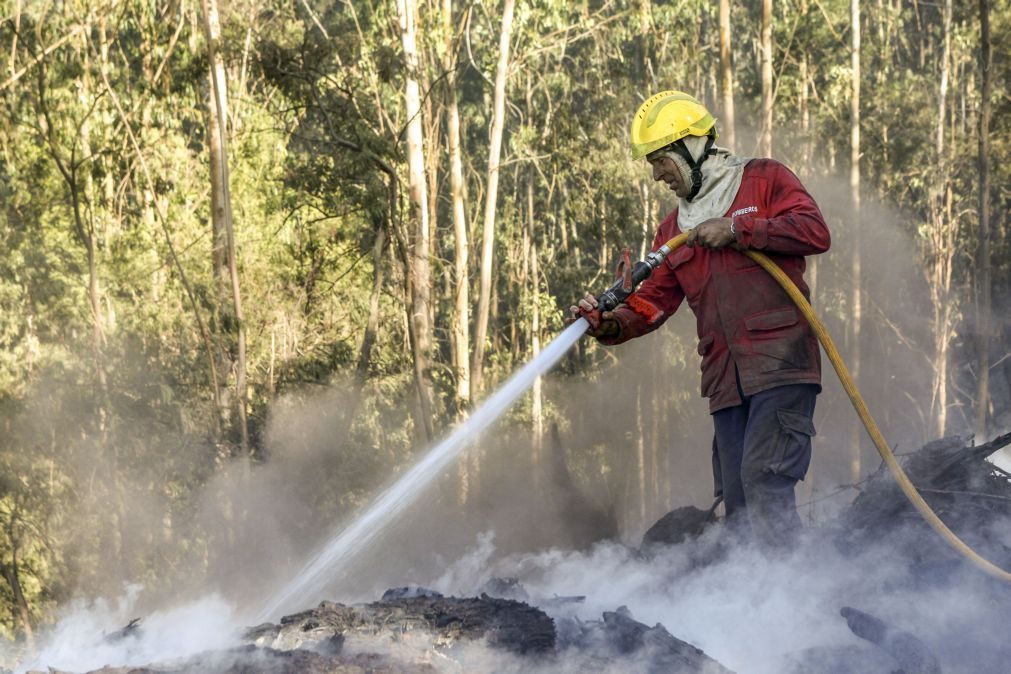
{"left": 743, "top": 307, "right": 809, "bottom": 372}
{"left": 665, "top": 245, "right": 703, "bottom": 301}
{"left": 778, "top": 409, "right": 816, "bottom": 437}
{"left": 744, "top": 307, "right": 798, "bottom": 332}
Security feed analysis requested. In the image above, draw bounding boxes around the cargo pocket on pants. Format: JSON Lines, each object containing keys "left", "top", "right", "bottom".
{"left": 772, "top": 409, "right": 816, "bottom": 480}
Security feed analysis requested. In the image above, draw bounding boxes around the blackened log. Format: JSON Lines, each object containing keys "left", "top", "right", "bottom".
{"left": 559, "top": 605, "right": 736, "bottom": 674}
{"left": 840, "top": 606, "right": 942, "bottom": 674}
{"left": 640, "top": 499, "right": 721, "bottom": 550}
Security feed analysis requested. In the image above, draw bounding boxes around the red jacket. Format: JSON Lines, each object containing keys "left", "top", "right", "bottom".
{"left": 601, "top": 159, "right": 831, "bottom": 413}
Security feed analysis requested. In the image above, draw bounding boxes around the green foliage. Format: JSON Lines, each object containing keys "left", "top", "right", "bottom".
{"left": 0, "top": 0, "right": 1007, "bottom": 653}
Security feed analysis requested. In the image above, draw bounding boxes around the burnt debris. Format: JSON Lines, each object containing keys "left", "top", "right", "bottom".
{"left": 836, "top": 432, "right": 1011, "bottom": 579}
{"left": 49, "top": 593, "right": 732, "bottom": 674}
{"left": 40, "top": 435, "right": 1011, "bottom": 674}
{"left": 840, "top": 606, "right": 942, "bottom": 674}
{"left": 249, "top": 595, "right": 556, "bottom": 656}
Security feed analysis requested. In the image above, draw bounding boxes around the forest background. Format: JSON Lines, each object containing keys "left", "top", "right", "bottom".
{"left": 0, "top": 0, "right": 1009, "bottom": 657}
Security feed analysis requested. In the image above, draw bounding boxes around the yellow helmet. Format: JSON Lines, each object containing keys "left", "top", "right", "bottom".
{"left": 630, "top": 91, "right": 717, "bottom": 160}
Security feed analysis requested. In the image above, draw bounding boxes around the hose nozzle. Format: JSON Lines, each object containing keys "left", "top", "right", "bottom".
{"left": 595, "top": 242, "right": 674, "bottom": 312}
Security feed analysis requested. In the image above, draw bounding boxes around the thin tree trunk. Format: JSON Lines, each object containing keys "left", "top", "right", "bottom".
{"left": 356, "top": 226, "right": 387, "bottom": 380}
{"left": 635, "top": 381, "right": 646, "bottom": 529}
{"left": 848, "top": 0, "right": 862, "bottom": 478}
{"left": 801, "top": 45, "right": 815, "bottom": 298}
{"left": 800, "top": 52, "right": 810, "bottom": 174}
{"left": 529, "top": 179, "right": 542, "bottom": 474}
{"left": 531, "top": 248, "right": 542, "bottom": 468}
{"left": 202, "top": 0, "right": 249, "bottom": 454}
{"left": 444, "top": 0, "right": 471, "bottom": 415}
{"left": 515, "top": 206, "right": 529, "bottom": 365}
{"left": 718, "top": 0, "right": 735, "bottom": 150}
{"left": 397, "top": 0, "right": 435, "bottom": 441}
{"left": 975, "top": 0, "right": 992, "bottom": 438}
{"left": 799, "top": 0, "right": 811, "bottom": 173}
{"left": 760, "top": 0, "right": 773, "bottom": 155}
{"left": 649, "top": 365, "right": 660, "bottom": 517}
{"left": 929, "top": 0, "right": 953, "bottom": 438}
{"left": 1, "top": 522, "right": 34, "bottom": 650}
{"left": 8, "top": 0, "right": 20, "bottom": 80}
{"left": 472, "top": 0, "right": 516, "bottom": 396}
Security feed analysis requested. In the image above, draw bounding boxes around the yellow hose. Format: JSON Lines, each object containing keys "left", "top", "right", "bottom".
{"left": 660, "top": 233, "right": 1011, "bottom": 583}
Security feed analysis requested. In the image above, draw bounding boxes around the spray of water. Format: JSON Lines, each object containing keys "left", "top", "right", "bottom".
{"left": 257, "top": 319, "right": 590, "bottom": 620}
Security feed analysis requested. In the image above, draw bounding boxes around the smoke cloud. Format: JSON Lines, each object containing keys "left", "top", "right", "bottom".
{"left": 423, "top": 523, "right": 1011, "bottom": 673}
{"left": 17, "top": 590, "right": 237, "bottom": 673}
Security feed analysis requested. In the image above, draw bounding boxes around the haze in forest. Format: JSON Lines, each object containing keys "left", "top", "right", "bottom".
{"left": 0, "top": 0, "right": 1008, "bottom": 669}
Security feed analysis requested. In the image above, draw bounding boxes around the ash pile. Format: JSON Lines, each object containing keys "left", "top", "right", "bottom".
{"left": 41, "top": 587, "right": 731, "bottom": 674}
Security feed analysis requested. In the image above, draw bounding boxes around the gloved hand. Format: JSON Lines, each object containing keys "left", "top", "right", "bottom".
{"left": 567, "top": 292, "right": 620, "bottom": 339}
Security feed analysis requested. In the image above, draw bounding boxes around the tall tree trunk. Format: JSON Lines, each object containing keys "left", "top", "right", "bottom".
{"left": 928, "top": 0, "right": 953, "bottom": 438}
{"left": 975, "top": 0, "right": 992, "bottom": 438}
{"left": 202, "top": 0, "right": 249, "bottom": 454}
{"left": 800, "top": 45, "right": 815, "bottom": 299}
{"left": 718, "top": 0, "right": 735, "bottom": 150}
{"left": 529, "top": 181, "right": 543, "bottom": 475}
{"left": 356, "top": 225, "right": 387, "bottom": 381}
{"left": 1, "top": 523, "right": 34, "bottom": 650}
{"left": 760, "top": 0, "right": 773, "bottom": 155}
{"left": 799, "top": 54, "right": 810, "bottom": 174}
{"left": 848, "top": 0, "right": 862, "bottom": 478}
{"left": 472, "top": 0, "right": 516, "bottom": 397}
{"left": 444, "top": 0, "right": 471, "bottom": 415}
{"left": 635, "top": 381, "right": 647, "bottom": 529}
{"left": 79, "top": 130, "right": 108, "bottom": 438}
{"left": 397, "top": 0, "right": 435, "bottom": 441}
{"left": 423, "top": 84, "right": 441, "bottom": 332}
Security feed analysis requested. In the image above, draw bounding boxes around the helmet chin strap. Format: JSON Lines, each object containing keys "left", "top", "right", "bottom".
{"left": 669, "top": 134, "right": 717, "bottom": 202}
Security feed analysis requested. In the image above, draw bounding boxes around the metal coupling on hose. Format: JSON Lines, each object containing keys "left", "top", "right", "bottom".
{"left": 645, "top": 244, "right": 673, "bottom": 269}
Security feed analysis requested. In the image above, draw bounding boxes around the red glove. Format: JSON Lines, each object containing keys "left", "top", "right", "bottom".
{"left": 567, "top": 293, "right": 618, "bottom": 338}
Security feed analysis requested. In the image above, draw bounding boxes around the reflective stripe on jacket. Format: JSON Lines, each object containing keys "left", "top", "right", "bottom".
{"left": 600, "top": 159, "right": 831, "bottom": 413}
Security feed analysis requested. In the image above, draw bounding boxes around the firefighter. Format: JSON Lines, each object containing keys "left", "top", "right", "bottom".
{"left": 571, "top": 91, "right": 831, "bottom": 548}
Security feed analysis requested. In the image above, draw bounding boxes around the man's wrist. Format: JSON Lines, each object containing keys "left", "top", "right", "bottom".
{"left": 729, "top": 219, "right": 736, "bottom": 238}
{"left": 597, "top": 318, "right": 620, "bottom": 339}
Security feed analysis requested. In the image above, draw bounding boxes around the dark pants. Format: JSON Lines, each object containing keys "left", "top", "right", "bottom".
{"left": 712, "top": 379, "right": 818, "bottom": 549}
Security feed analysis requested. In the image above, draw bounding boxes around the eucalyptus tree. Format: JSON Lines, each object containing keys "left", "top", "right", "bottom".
{"left": 976, "top": 0, "right": 993, "bottom": 437}
{"left": 472, "top": 0, "right": 517, "bottom": 398}
{"left": 201, "top": 0, "right": 249, "bottom": 453}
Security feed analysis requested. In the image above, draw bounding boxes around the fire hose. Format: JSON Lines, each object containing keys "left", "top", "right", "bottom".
{"left": 592, "top": 231, "right": 1011, "bottom": 583}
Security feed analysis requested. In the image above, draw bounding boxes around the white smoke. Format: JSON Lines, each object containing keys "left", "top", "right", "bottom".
{"left": 426, "top": 526, "right": 1011, "bottom": 674}
{"left": 17, "top": 588, "right": 238, "bottom": 673}
{"left": 17, "top": 518, "right": 1011, "bottom": 673}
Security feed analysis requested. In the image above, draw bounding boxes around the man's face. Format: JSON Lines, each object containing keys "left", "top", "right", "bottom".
{"left": 647, "top": 151, "right": 690, "bottom": 198}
